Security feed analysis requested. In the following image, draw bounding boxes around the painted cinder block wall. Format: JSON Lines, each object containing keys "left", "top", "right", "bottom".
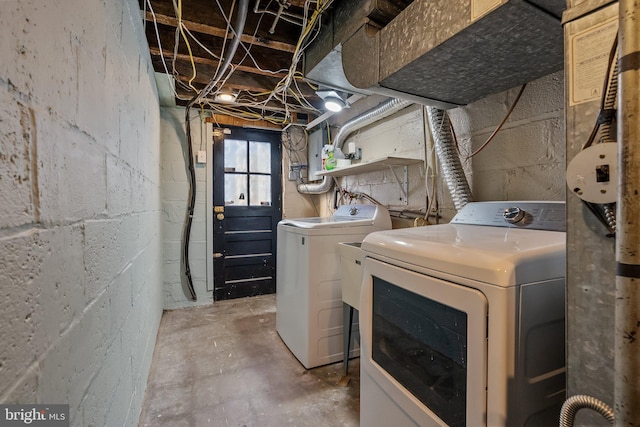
{"left": 0, "top": 1, "right": 163, "bottom": 425}
{"left": 160, "top": 107, "right": 212, "bottom": 308}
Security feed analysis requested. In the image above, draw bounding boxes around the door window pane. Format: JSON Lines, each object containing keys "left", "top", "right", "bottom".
{"left": 225, "top": 174, "right": 247, "bottom": 206}
{"left": 372, "top": 277, "right": 467, "bottom": 427}
{"left": 249, "top": 141, "right": 271, "bottom": 173}
{"left": 225, "top": 139, "right": 247, "bottom": 172}
{"left": 250, "top": 175, "right": 271, "bottom": 206}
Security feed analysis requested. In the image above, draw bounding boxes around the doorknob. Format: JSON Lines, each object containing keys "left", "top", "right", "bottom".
{"left": 213, "top": 253, "right": 224, "bottom": 258}
{"left": 216, "top": 213, "right": 225, "bottom": 220}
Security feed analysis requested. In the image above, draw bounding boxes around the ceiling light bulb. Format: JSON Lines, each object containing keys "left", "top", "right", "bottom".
{"left": 324, "top": 96, "right": 344, "bottom": 112}
{"left": 217, "top": 93, "right": 235, "bottom": 102}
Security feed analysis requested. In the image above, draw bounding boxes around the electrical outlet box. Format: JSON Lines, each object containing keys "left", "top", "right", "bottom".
{"left": 197, "top": 150, "right": 207, "bottom": 164}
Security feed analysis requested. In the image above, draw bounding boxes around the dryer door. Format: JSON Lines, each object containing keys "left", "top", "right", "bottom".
{"left": 360, "top": 257, "right": 488, "bottom": 427}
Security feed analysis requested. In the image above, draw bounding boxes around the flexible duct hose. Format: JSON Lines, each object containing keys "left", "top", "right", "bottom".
{"left": 298, "top": 98, "right": 412, "bottom": 194}
{"left": 426, "top": 107, "right": 472, "bottom": 211}
{"left": 603, "top": 203, "right": 617, "bottom": 233}
{"left": 559, "top": 395, "right": 615, "bottom": 426}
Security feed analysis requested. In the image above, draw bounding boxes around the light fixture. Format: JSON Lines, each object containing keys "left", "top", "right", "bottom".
{"left": 323, "top": 96, "right": 346, "bottom": 112}
{"left": 316, "top": 89, "right": 349, "bottom": 113}
{"left": 215, "top": 92, "right": 237, "bottom": 103}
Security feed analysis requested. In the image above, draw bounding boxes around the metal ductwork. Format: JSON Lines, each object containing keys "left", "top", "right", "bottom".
{"left": 305, "top": 0, "right": 566, "bottom": 108}
{"left": 297, "top": 98, "right": 411, "bottom": 194}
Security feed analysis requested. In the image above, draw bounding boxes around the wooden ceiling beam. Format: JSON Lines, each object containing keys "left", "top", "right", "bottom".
{"left": 144, "top": 11, "right": 296, "bottom": 53}
{"left": 148, "top": 46, "right": 287, "bottom": 79}
{"left": 154, "top": 56, "right": 318, "bottom": 99}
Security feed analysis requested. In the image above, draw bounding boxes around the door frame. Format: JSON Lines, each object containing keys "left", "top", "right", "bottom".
{"left": 207, "top": 125, "right": 283, "bottom": 300}
{"left": 206, "top": 123, "right": 215, "bottom": 294}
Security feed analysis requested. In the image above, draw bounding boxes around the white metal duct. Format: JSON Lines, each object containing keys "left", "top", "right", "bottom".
{"left": 305, "top": 0, "right": 566, "bottom": 108}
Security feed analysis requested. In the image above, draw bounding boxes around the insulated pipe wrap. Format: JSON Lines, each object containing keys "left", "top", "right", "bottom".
{"left": 559, "top": 395, "right": 614, "bottom": 426}
{"left": 426, "top": 107, "right": 472, "bottom": 211}
{"left": 297, "top": 98, "right": 411, "bottom": 194}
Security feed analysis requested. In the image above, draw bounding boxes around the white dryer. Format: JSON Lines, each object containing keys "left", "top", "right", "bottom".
{"left": 359, "top": 201, "right": 566, "bottom": 427}
{"left": 276, "top": 204, "right": 391, "bottom": 369}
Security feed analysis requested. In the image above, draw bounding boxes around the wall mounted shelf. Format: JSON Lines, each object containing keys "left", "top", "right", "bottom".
{"left": 317, "top": 156, "right": 423, "bottom": 205}
{"left": 316, "top": 156, "right": 422, "bottom": 177}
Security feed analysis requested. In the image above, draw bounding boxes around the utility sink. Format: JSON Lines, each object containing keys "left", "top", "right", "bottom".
{"left": 337, "top": 242, "right": 364, "bottom": 310}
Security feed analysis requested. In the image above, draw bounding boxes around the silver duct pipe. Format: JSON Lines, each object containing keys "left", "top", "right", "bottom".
{"left": 615, "top": 0, "right": 640, "bottom": 425}
{"left": 426, "top": 107, "right": 473, "bottom": 211}
{"left": 559, "top": 395, "right": 615, "bottom": 426}
{"left": 298, "top": 98, "right": 412, "bottom": 194}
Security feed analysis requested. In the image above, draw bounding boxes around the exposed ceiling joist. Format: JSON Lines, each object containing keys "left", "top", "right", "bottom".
{"left": 149, "top": 46, "right": 288, "bottom": 79}
{"left": 144, "top": 11, "right": 296, "bottom": 53}
{"left": 141, "top": 0, "right": 331, "bottom": 124}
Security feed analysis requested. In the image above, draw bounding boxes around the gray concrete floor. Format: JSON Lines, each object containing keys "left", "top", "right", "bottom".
{"left": 139, "top": 294, "right": 360, "bottom": 426}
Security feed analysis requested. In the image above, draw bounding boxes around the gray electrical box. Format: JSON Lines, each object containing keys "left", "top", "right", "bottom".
{"left": 307, "top": 128, "right": 327, "bottom": 181}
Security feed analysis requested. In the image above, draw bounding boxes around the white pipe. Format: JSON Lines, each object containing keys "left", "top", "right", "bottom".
{"left": 615, "top": 0, "right": 640, "bottom": 425}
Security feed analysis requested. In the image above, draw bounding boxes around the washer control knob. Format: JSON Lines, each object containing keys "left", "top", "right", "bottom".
{"left": 349, "top": 206, "right": 359, "bottom": 216}
{"left": 503, "top": 206, "right": 525, "bottom": 224}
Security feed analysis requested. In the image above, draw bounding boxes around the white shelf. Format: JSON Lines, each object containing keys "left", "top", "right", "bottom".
{"left": 316, "top": 156, "right": 423, "bottom": 177}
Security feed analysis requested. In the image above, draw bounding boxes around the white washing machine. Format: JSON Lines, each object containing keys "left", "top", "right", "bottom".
{"left": 359, "top": 201, "right": 566, "bottom": 427}
{"left": 276, "top": 204, "right": 391, "bottom": 369}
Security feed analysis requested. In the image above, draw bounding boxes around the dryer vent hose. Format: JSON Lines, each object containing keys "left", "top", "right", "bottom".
{"left": 559, "top": 395, "right": 615, "bottom": 427}
{"left": 426, "top": 107, "right": 472, "bottom": 211}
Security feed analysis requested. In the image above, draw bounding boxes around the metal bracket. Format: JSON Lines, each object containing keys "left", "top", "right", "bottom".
{"left": 388, "top": 165, "right": 409, "bottom": 205}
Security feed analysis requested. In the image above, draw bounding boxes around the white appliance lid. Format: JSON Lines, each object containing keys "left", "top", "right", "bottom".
{"left": 362, "top": 224, "right": 565, "bottom": 286}
{"left": 279, "top": 204, "right": 391, "bottom": 230}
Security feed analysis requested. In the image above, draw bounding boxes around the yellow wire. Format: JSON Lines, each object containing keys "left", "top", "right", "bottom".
{"left": 177, "top": 0, "right": 198, "bottom": 92}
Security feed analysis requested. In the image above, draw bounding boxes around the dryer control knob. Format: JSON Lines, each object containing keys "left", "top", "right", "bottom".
{"left": 349, "top": 207, "right": 359, "bottom": 216}
{"left": 503, "top": 207, "right": 525, "bottom": 224}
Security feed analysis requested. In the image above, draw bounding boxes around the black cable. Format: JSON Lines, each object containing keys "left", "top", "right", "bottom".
{"left": 182, "top": 106, "right": 198, "bottom": 301}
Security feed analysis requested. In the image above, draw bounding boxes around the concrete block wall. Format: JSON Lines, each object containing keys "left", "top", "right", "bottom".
{"left": 0, "top": 1, "right": 163, "bottom": 426}
{"left": 328, "top": 71, "right": 565, "bottom": 221}
{"left": 160, "top": 107, "right": 211, "bottom": 309}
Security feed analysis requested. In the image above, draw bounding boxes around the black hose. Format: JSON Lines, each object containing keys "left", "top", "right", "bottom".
{"left": 182, "top": 108, "right": 198, "bottom": 301}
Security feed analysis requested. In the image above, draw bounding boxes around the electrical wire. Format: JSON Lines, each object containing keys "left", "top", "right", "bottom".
{"left": 176, "top": 0, "right": 199, "bottom": 91}
{"left": 146, "top": 0, "right": 179, "bottom": 97}
{"left": 181, "top": 108, "right": 199, "bottom": 301}
{"left": 466, "top": 83, "right": 527, "bottom": 159}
